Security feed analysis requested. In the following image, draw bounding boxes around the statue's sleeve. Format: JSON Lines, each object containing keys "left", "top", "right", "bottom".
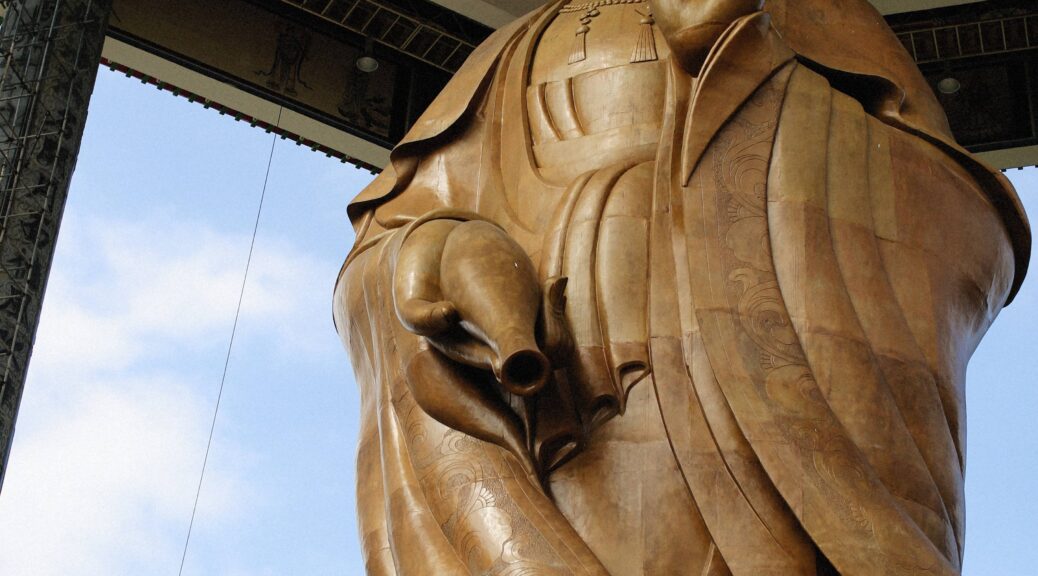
{"left": 678, "top": 62, "right": 1018, "bottom": 575}
{"left": 334, "top": 222, "right": 612, "bottom": 575}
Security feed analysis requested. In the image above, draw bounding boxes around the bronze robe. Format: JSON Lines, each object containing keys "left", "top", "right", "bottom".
{"left": 334, "top": 2, "right": 1030, "bottom": 574}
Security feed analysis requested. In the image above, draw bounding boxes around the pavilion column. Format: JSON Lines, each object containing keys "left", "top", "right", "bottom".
{"left": 0, "top": 0, "right": 112, "bottom": 491}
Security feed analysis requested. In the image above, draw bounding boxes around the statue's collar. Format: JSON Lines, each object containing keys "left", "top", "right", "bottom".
{"left": 681, "top": 12, "right": 795, "bottom": 184}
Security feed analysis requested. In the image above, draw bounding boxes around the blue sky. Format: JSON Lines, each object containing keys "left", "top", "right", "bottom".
{"left": 0, "top": 67, "right": 1035, "bottom": 575}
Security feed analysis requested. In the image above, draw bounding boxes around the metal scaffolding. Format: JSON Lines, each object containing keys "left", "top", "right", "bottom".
{"left": 0, "top": 0, "right": 111, "bottom": 491}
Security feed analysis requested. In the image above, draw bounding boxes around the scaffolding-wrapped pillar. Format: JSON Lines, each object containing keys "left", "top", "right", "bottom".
{"left": 0, "top": 0, "right": 112, "bottom": 490}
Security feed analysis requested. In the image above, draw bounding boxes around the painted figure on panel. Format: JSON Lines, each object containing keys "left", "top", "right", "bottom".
{"left": 333, "top": 0, "right": 1031, "bottom": 574}
{"left": 257, "top": 25, "right": 311, "bottom": 96}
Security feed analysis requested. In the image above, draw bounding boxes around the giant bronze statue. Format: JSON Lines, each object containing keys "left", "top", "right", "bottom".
{"left": 333, "top": 0, "right": 1031, "bottom": 574}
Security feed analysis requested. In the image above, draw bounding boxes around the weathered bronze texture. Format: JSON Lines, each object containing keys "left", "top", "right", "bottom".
{"left": 333, "top": 1, "right": 1032, "bottom": 574}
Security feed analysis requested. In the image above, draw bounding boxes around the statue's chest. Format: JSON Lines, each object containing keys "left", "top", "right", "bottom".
{"left": 530, "top": 0, "right": 665, "bottom": 81}
{"left": 525, "top": 1, "right": 671, "bottom": 183}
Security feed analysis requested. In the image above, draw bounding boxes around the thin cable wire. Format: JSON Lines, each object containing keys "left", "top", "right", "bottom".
{"left": 177, "top": 106, "right": 283, "bottom": 576}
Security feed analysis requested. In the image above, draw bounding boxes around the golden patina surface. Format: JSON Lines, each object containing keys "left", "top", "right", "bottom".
{"left": 334, "top": 1, "right": 1031, "bottom": 574}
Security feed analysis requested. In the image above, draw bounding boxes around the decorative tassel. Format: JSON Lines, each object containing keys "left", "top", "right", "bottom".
{"left": 569, "top": 9, "right": 597, "bottom": 64}
{"left": 569, "top": 25, "right": 589, "bottom": 64}
{"left": 630, "top": 7, "right": 658, "bottom": 63}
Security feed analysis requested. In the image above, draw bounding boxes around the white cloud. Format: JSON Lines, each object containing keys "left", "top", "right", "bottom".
{"left": 0, "top": 211, "right": 323, "bottom": 575}
{"left": 30, "top": 213, "right": 330, "bottom": 380}
{"left": 0, "top": 373, "right": 254, "bottom": 576}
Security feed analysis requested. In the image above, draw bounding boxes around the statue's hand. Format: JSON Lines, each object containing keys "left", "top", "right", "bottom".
{"left": 394, "top": 218, "right": 562, "bottom": 396}
{"left": 392, "top": 218, "right": 462, "bottom": 336}
{"left": 651, "top": 0, "right": 762, "bottom": 74}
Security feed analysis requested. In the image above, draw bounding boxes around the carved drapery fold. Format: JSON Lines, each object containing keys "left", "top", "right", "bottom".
{"left": 335, "top": 2, "right": 1028, "bottom": 574}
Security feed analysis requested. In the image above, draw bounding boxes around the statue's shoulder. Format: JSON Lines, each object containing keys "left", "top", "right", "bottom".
{"left": 347, "top": 6, "right": 550, "bottom": 225}
{"left": 398, "top": 8, "right": 545, "bottom": 152}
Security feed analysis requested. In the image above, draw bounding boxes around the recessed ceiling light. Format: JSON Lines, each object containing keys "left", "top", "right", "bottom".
{"left": 937, "top": 77, "right": 961, "bottom": 95}
{"left": 356, "top": 55, "right": 379, "bottom": 73}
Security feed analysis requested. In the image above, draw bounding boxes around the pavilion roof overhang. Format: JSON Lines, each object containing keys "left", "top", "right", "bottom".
{"left": 102, "top": 0, "right": 1038, "bottom": 170}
